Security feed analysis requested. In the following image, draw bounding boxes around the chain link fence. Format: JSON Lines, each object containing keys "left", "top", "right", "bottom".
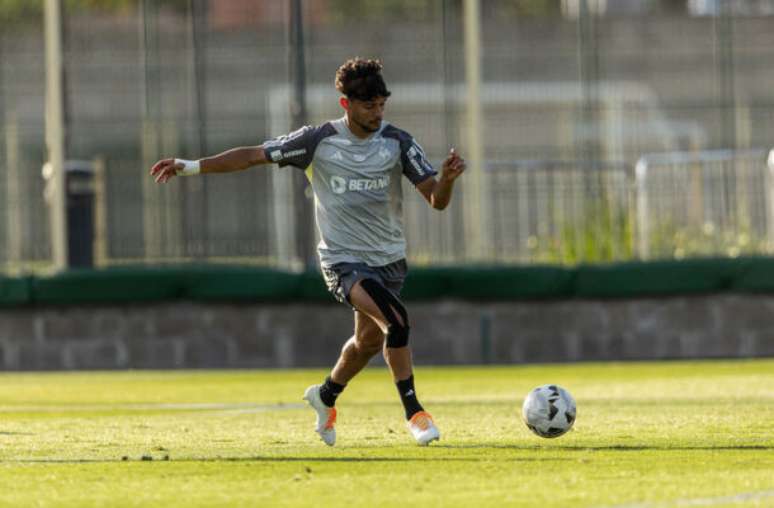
{"left": 3, "top": 1, "right": 774, "bottom": 272}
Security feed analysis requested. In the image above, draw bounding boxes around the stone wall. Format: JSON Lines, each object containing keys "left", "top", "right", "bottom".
{"left": 1, "top": 295, "right": 772, "bottom": 370}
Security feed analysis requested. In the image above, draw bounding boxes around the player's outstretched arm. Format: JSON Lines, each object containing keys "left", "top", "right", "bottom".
{"left": 150, "top": 146, "right": 269, "bottom": 184}
{"left": 416, "top": 148, "right": 466, "bottom": 210}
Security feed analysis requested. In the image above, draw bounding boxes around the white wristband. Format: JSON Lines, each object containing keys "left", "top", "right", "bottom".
{"left": 174, "top": 158, "right": 201, "bottom": 176}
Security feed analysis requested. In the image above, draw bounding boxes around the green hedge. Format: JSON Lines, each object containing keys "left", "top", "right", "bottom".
{"left": 2, "top": 257, "right": 774, "bottom": 306}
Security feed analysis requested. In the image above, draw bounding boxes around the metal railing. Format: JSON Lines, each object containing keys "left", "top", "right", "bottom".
{"left": 636, "top": 149, "right": 771, "bottom": 259}
{"left": 5, "top": 149, "right": 774, "bottom": 273}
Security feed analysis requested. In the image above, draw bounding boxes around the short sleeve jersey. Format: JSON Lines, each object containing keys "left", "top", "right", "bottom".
{"left": 262, "top": 117, "right": 437, "bottom": 267}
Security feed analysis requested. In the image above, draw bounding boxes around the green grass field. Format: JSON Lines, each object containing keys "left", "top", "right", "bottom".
{"left": 0, "top": 360, "right": 772, "bottom": 507}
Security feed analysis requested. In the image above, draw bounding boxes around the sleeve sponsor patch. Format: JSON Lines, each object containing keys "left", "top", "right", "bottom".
{"left": 262, "top": 125, "right": 327, "bottom": 169}
{"left": 405, "top": 141, "right": 435, "bottom": 181}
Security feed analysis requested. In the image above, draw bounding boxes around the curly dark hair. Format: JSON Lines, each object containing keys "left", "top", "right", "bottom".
{"left": 335, "top": 57, "right": 391, "bottom": 101}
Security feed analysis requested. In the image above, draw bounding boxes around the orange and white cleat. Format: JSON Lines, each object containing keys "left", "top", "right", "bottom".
{"left": 303, "top": 384, "right": 337, "bottom": 446}
{"left": 407, "top": 411, "right": 440, "bottom": 446}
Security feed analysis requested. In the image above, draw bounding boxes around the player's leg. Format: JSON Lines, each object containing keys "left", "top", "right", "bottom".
{"left": 310, "top": 311, "right": 383, "bottom": 429}
{"left": 304, "top": 265, "right": 385, "bottom": 446}
{"left": 348, "top": 279, "right": 440, "bottom": 445}
{"left": 305, "top": 309, "right": 387, "bottom": 446}
{"left": 329, "top": 310, "right": 384, "bottom": 385}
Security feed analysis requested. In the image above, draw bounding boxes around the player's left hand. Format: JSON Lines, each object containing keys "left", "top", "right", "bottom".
{"left": 440, "top": 148, "right": 466, "bottom": 182}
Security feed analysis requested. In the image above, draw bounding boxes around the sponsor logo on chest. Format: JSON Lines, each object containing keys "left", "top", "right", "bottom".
{"left": 330, "top": 175, "right": 391, "bottom": 194}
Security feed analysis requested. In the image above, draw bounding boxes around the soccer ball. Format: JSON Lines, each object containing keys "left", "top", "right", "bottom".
{"left": 522, "top": 384, "right": 576, "bottom": 438}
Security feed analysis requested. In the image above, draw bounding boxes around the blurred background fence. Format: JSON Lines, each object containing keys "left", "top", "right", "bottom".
{"left": 3, "top": 0, "right": 774, "bottom": 273}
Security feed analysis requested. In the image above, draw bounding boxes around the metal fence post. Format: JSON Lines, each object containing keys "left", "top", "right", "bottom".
{"left": 289, "top": 0, "right": 315, "bottom": 270}
{"left": 44, "top": 0, "right": 68, "bottom": 270}
{"left": 462, "top": 0, "right": 488, "bottom": 262}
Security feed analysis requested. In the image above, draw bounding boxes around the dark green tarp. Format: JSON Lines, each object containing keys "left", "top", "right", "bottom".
{"left": 1, "top": 257, "right": 772, "bottom": 307}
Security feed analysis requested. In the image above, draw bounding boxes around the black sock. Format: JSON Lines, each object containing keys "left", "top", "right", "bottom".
{"left": 396, "top": 375, "right": 424, "bottom": 420}
{"left": 318, "top": 376, "right": 345, "bottom": 407}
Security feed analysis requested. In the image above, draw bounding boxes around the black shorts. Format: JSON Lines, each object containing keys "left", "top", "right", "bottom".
{"left": 321, "top": 258, "right": 407, "bottom": 307}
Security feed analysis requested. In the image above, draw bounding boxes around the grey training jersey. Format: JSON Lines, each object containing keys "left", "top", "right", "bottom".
{"left": 262, "top": 117, "right": 437, "bottom": 267}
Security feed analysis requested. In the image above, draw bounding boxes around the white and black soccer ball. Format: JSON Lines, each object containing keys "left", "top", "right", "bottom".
{"left": 522, "top": 384, "right": 576, "bottom": 438}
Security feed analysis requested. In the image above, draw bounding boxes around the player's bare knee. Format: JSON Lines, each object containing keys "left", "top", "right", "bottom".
{"left": 356, "top": 332, "right": 384, "bottom": 356}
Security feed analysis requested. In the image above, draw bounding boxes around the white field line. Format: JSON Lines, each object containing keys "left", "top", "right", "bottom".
{"left": 597, "top": 489, "right": 774, "bottom": 508}
{"left": 0, "top": 402, "right": 305, "bottom": 413}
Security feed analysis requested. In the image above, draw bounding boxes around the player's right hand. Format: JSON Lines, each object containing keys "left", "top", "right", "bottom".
{"left": 150, "top": 158, "right": 182, "bottom": 184}
{"left": 440, "top": 148, "right": 466, "bottom": 183}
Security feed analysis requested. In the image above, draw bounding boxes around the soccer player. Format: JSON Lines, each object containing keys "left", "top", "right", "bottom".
{"left": 150, "top": 57, "right": 465, "bottom": 446}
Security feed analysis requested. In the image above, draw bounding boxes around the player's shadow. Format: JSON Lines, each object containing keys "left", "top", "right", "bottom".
{"left": 4, "top": 445, "right": 769, "bottom": 464}
{"left": 1, "top": 455, "right": 572, "bottom": 464}
{"left": 224, "top": 455, "right": 569, "bottom": 463}
{"left": 435, "top": 444, "right": 774, "bottom": 451}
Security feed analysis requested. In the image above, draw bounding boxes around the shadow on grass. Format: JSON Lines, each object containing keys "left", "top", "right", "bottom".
{"left": 3, "top": 445, "right": 770, "bottom": 464}
{"left": 436, "top": 444, "right": 774, "bottom": 451}
{"left": 0, "top": 455, "right": 572, "bottom": 464}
